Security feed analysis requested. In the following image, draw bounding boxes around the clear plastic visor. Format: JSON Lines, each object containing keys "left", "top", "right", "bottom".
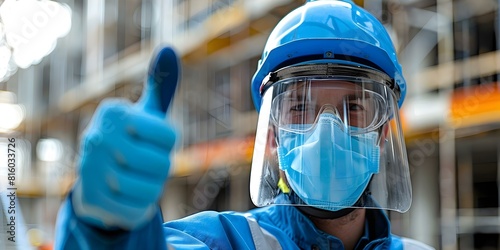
{"left": 250, "top": 65, "right": 412, "bottom": 213}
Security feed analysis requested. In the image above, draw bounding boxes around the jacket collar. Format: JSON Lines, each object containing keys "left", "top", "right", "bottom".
{"left": 257, "top": 195, "right": 392, "bottom": 249}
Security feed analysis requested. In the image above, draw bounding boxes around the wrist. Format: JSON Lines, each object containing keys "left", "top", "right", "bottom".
{"left": 71, "top": 180, "right": 159, "bottom": 230}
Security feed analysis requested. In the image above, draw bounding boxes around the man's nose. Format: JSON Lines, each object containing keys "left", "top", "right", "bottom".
{"left": 317, "top": 104, "right": 343, "bottom": 119}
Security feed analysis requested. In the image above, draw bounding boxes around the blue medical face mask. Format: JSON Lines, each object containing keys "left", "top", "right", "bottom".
{"left": 276, "top": 113, "right": 380, "bottom": 211}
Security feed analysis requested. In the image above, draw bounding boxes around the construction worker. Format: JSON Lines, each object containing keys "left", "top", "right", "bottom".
{"left": 55, "top": 1, "right": 434, "bottom": 249}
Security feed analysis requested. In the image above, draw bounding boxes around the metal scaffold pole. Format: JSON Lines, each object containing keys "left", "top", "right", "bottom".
{"left": 437, "top": 0, "right": 457, "bottom": 249}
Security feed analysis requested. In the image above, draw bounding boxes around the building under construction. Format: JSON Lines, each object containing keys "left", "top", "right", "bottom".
{"left": 0, "top": 0, "right": 499, "bottom": 249}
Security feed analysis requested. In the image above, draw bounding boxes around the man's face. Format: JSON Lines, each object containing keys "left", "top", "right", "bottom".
{"left": 265, "top": 79, "right": 388, "bottom": 172}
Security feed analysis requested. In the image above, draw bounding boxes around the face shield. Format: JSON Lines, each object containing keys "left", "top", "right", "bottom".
{"left": 249, "top": 63, "right": 412, "bottom": 213}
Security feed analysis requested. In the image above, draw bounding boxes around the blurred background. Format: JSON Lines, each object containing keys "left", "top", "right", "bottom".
{"left": 0, "top": 0, "right": 499, "bottom": 249}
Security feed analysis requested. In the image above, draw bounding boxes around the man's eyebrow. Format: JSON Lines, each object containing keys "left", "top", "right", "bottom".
{"left": 345, "top": 92, "right": 370, "bottom": 101}
{"left": 283, "top": 90, "right": 305, "bottom": 100}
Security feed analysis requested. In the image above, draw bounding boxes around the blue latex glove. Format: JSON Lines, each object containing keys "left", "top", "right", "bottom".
{"left": 72, "top": 46, "right": 180, "bottom": 230}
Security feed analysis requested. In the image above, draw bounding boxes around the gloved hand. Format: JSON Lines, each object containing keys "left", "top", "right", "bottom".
{"left": 72, "top": 46, "right": 181, "bottom": 230}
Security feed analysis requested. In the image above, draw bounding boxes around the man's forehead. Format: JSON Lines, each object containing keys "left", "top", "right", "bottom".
{"left": 283, "top": 80, "right": 364, "bottom": 97}
{"left": 285, "top": 80, "right": 363, "bottom": 90}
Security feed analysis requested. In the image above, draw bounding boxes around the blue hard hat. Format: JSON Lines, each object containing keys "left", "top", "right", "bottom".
{"left": 251, "top": 0, "right": 406, "bottom": 111}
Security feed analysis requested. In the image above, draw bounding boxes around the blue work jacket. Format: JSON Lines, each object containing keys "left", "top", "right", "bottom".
{"left": 54, "top": 192, "right": 433, "bottom": 250}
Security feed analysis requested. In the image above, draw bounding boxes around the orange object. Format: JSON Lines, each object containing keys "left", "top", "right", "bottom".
{"left": 449, "top": 83, "right": 500, "bottom": 128}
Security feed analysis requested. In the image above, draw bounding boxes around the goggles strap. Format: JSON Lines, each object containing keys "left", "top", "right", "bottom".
{"left": 260, "top": 63, "right": 397, "bottom": 100}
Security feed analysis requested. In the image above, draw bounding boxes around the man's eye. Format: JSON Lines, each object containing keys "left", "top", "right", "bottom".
{"left": 348, "top": 103, "right": 365, "bottom": 111}
{"left": 291, "top": 104, "right": 312, "bottom": 111}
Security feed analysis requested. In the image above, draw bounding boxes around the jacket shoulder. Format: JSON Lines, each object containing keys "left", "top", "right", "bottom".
{"left": 164, "top": 210, "right": 255, "bottom": 249}
{"left": 391, "top": 236, "right": 435, "bottom": 250}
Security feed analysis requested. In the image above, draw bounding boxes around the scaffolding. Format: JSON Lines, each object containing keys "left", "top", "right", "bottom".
{"left": 1, "top": 0, "right": 500, "bottom": 248}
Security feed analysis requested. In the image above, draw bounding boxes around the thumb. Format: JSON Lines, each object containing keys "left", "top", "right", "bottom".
{"left": 136, "top": 46, "right": 181, "bottom": 116}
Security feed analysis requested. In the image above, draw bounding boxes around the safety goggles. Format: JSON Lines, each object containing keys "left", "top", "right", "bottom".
{"left": 262, "top": 64, "right": 398, "bottom": 135}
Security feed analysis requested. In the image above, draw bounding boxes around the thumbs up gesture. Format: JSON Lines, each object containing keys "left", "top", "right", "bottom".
{"left": 72, "top": 46, "right": 180, "bottom": 230}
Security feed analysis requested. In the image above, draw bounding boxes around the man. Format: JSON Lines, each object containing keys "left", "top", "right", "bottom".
{"left": 55, "top": 0, "right": 435, "bottom": 249}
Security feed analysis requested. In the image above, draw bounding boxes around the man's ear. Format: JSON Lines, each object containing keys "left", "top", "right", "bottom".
{"left": 267, "top": 126, "right": 278, "bottom": 150}
{"left": 378, "top": 123, "right": 390, "bottom": 147}
{"left": 264, "top": 126, "right": 279, "bottom": 162}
